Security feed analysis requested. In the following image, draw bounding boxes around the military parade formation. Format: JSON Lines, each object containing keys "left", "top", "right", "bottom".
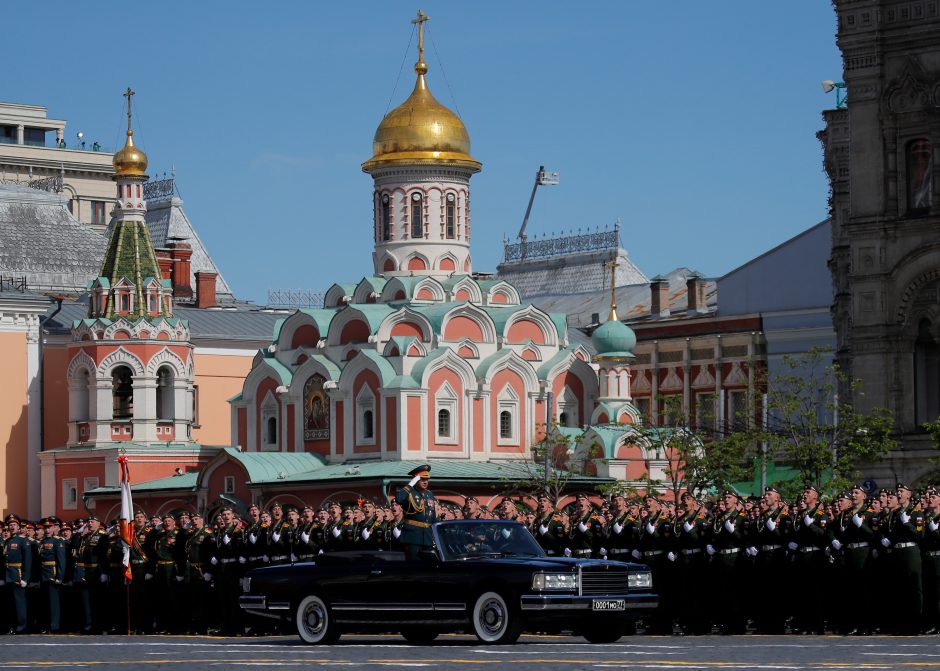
{"left": 2, "top": 470, "right": 940, "bottom": 637}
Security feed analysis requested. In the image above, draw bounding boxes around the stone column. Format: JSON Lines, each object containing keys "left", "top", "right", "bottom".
{"left": 93, "top": 377, "right": 114, "bottom": 442}
{"left": 133, "top": 375, "right": 159, "bottom": 442}
{"left": 173, "top": 379, "right": 190, "bottom": 440}
{"left": 16, "top": 125, "right": 24, "bottom": 145}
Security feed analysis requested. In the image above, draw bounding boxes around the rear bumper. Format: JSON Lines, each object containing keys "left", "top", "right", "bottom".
{"left": 519, "top": 592, "right": 658, "bottom": 612}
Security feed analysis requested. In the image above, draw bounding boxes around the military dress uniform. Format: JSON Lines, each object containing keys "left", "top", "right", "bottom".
{"left": 129, "top": 524, "right": 154, "bottom": 633}
{"left": 244, "top": 519, "right": 270, "bottom": 568}
{"left": 212, "top": 520, "right": 244, "bottom": 635}
{"left": 3, "top": 522, "right": 32, "bottom": 633}
{"left": 636, "top": 508, "right": 675, "bottom": 634}
{"left": 831, "top": 502, "right": 874, "bottom": 633}
{"left": 885, "top": 498, "right": 924, "bottom": 634}
{"left": 267, "top": 520, "right": 292, "bottom": 565}
{"left": 74, "top": 524, "right": 108, "bottom": 633}
{"left": 151, "top": 524, "right": 185, "bottom": 633}
{"left": 395, "top": 465, "right": 438, "bottom": 560}
{"left": 921, "top": 507, "right": 940, "bottom": 633}
{"left": 567, "top": 508, "right": 604, "bottom": 559}
{"left": 708, "top": 507, "right": 747, "bottom": 634}
{"left": 38, "top": 528, "right": 66, "bottom": 632}
{"left": 752, "top": 504, "right": 791, "bottom": 633}
{"left": 673, "top": 506, "right": 710, "bottom": 634}
{"left": 184, "top": 524, "right": 215, "bottom": 633}
{"left": 791, "top": 503, "right": 830, "bottom": 634}
{"left": 534, "top": 510, "right": 568, "bottom": 557}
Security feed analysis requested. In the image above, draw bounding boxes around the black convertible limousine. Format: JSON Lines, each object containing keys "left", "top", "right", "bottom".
{"left": 239, "top": 519, "right": 657, "bottom": 644}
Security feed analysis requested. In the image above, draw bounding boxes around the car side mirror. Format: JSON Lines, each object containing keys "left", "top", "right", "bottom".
{"left": 418, "top": 549, "right": 439, "bottom": 562}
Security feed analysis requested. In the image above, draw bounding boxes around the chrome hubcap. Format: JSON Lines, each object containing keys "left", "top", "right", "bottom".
{"left": 303, "top": 603, "right": 325, "bottom": 635}
{"left": 480, "top": 598, "right": 505, "bottom": 635}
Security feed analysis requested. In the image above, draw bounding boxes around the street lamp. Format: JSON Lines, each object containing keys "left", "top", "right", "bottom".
{"left": 822, "top": 80, "right": 847, "bottom": 109}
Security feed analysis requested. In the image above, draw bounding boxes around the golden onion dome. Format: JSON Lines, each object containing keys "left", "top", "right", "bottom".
{"left": 363, "top": 59, "right": 480, "bottom": 173}
{"left": 113, "top": 131, "right": 148, "bottom": 178}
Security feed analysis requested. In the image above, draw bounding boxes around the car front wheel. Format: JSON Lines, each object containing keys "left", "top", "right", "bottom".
{"left": 296, "top": 595, "right": 339, "bottom": 644}
{"left": 471, "top": 591, "right": 522, "bottom": 644}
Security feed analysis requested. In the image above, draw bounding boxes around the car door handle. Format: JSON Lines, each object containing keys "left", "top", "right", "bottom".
{"left": 370, "top": 569, "right": 382, "bottom": 576}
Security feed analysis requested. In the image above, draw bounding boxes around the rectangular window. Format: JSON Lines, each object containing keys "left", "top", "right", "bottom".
{"left": 192, "top": 385, "right": 200, "bottom": 428}
{"left": 91, "top": 200, "right": 106, "bottom": 226}
{"left": 446, "top": 203, "right": 455, "bottom": 239}
{"left": 411, "top": 199, "right": 423, "bottom": 239}
{"left": 83, "top": 477, "right": 99, "bottom": 509}
{"left": 223, "top": 476, "right": 235, "bottom": 494}
{"left": 120, "top": 293, "right": 130, "bottom": 312}
{"left": 62, "top": 478, "right": 78, "bottom": 510}
{"left": 499, "top": 411, "right": 513, "bottom": 439}
{"left": 136, "top": 184, "right": 141, "bottom": 198}
{"left": 382, "top": 201, "right": 391, "bottom": 241}
{"left": 695, "top": 392, "right": 716, "bottom": 432}
{"left": 634, "top": 397, "right": 651, "bottom": 424}
{"left": 728, "top": 390, "right": 749, "bottom": 430}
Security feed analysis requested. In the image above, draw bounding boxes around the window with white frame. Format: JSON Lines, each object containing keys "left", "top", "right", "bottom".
{"left": 62, "top": 478, "right": 78, "bottom": 510}
{"left": 261, "top": 391, "right": 278, "bottom": 451}
{"left": 83, "top": 477, "right": 99, "bottom": 509}
{"left": 435, "top": 381, "right": 458, "bottom": 443}
{"left": 728, "top": 389, "right": 749, "bottom": 431}
{"left": 356, "top": 385, "right": 376, "bottom": 445}
{"left": 634, "top": 397, "right": 651, "bottom": 424}
{"left": 555, "top": 386, "right": 579, "bottom": 428}
{"left": 497, "top": 385, "right": 519, "bottom": 444}
{"left": 223, "top": 476, "right": 235, "bottom": 494}
{"left": 410, "top": 192, "right": 423, "bottom": 239}
{"left": 695, "top": 392, "right": 717, "bottom": 432}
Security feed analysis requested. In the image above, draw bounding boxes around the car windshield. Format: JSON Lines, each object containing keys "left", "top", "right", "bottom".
{"left": 436, "top": 521, "right": 545, "bottom": 560}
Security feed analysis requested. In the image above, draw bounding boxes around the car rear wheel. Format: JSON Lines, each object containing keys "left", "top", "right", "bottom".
{"left": 471, "top": 591, "right": 522, "bottom": 644}
{"left": 295, "top": 595, "right": 339, "bottom": 644}
{"left": 400, "top": 628, "right": 439, "bottom": 645}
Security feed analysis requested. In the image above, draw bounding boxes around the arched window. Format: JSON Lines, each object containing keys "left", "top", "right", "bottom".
{"left": 438, "top": 408, "right": 451, "bottom": 438}
{"left": 73, "top": 368, "right": 90, "bottom": 422}
{"left": 411, "top": 193, "right": 423, "bottom": 239}
{"left": 499, "top": 410, "right": 512, "bottom": 439}
{"left": 445, "top": 193, "right": 456, "bottom": 239}
{"left": 908, "top": 138, "right": 933, "bottom": 211}
{"left": 915, "top": 318, "right": 939, "bottom": 424}
{"left": 363, "top": 410, "right": 374, "bottom": 439}
{"left": 381, "top": 194, "right": 391, "bottom": 242}
{"left": 156, "top": 366, "right": 174, "bottom": 420}
{"left": 112, "top": 365, "right": 134, "bottom": 419}
{"left": 266, "top": 416, "right": 278, "bottom": 445}
{"left": 559, "top": 412, "right": 569, "bottom": 428}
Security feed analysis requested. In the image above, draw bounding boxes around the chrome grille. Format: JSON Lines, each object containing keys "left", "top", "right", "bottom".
{"left": 580, "top": 565, "right": 630, "bottom": 595}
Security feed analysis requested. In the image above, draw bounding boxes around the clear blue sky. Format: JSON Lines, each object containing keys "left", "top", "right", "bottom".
{"left": 5, "top": 3, "right": 842, "bottom": 304}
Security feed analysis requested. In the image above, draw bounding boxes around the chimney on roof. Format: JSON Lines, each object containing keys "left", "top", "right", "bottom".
{"left": 155, "top": 248, "right": 174, "bottom": 282}
{"left": 649, "top": 276, "right": 670, "bottom": 319}
{"left": 195, "top": 271, "right": 218, "bottom": 309}
{"left": 686, "top": 272, "right": 708, "bottom": 315}
{"left": 166, "top": 239, "right": 193, "bottom": 300}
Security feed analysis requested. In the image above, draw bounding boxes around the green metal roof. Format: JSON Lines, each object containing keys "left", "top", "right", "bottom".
{"left": 408, "top": 347, "right": 450, "bottom": 385}
{"left": 479, "top": 305, "right": 527, "bottom": 333}
{"left": 439, "top": 274, "right": 474, "bottom": 291}
{"left": 387, "top": 335, "right": 418, "bottom": 355}
{"left": 357, "top": 276, "right": 388, "bottom": 294}
{"left": 537, "top": 348, "right": 575, "bottom": 379}
{"left": 408, "top": 303, "right": 456, "bottom": 331}
{"left": 303, "top": 353, "right": 342, "bottom": 380}
{"left": 344, "top": 304, "right": 396, "bottom": 333}
{"left": 219, "top": 447, "right": 325, "bottom": 483}
{"left": 298, "top": 308, "right": 339, "bottom": 335}
{"left": 348, "top": 349, "right": 398, "bottom": 386}
{"left": 258, "top": 354, "right": 293, "bottom": 385}
{"left": 85, "top": 471, "right": 199, "bottom": 496}
{"left": 549, "top": 313, "right": 568, "bottom": 341}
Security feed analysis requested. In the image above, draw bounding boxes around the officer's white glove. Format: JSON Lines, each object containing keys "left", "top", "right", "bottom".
{"left": 802, "top": 515, "right": 813, "bottom": 526}
{"left": 787, "top": 541, "right": 798, "bottom": 551}
{"left": 144, "top": 573, "right": 153, "bottom": 581}
{"left": 54, "top": 579, "right": 62, "bottom": 585}
{"left": 538, "top": 524, "right": 549, "bottom": 535}
{"left": 578, "top": 521, "right": 589, "bottom": 533}
{"left": 210, "top": 557, "right": 218, "bottom": 566}
{"left": 667, "top": 551, "right": 676, "bottom": 562}
{"left": 645, "top": 522, "right": 655, "bottom": 535}
{"left": 599, "top": 548, "right": 607, "bottom": 557}
{"left": 203, "top": 573, "right": 213, "bottom": 582}
{"left": 318, "top": 549, "right": 324, "bottom": 555}
{"left": 723, "top": 520, "right": 735, "bottom": 533}
{"left": 852, "top": 514, "right": 864, "bottom": 528}
{"left": 501, "top": 528, "right": 511, "bottom": 539}
{"left": 831, "top": 539, "right": 842, "bottom": 550}
{"left": 361, "top": 529, "right": 371, "bottom": 540}
{"left": 901, "top": 512, "right": 911, "bottom": 524}
{"left": 100, "top": 574, "right": 109, "bottom": 584}
{"left": 564, "top": 548, "right": 572, "bottom": 557}
{"left": 408, "top": 475, "right": 421, "bottom": 487}
{"left": 223, "top": 534, "right": 231, "bottom": 545}
{"left": 300, "top": 532, "right": 310, "bottom": 544}
{"left": 175, "top": 575, "right": 184, "bottom": 583}
{"left": 930, "top": 520, "right": 939, "bottom": 532}
{"left": 631, "top": 549, "right": 642, "bottom": 559}
{"left": 331, "top": 527, "right": 341, "bottom": 538}
{"left": 748, "top": 546, "right": 758, "bottom": 557}
{"left": 238, "top": 556, "right": 246, "bottom": 564}
{"left": 881, "top": 537, "right": 891, "bottom": 547}
{"left": 290, "top": 554, "right": 298, "bottom": 562}
{"left": 19, "top": 580, "right": 27, "bottom": 588}
{"left": 706, "top": 544, "right": 716, "bottom": 555}
{"left": 263, "top": 555, "right": 270, "bottom": 563}
{"left": 613, "top": 522, "right": 623, "bottom": 535}
{"left": 272, "top": 531, "right": 281, "bottom": 543}
{"left": 391, "top": 527, "right": 401, "bottom": 539}
{"left": 682, "top": 520, "right": 693, "bottom": 533}
{"left": 765, "top": 518, "right": 776, "bottom": 532}
{"left": 249, "top": 533, "right": 258, "bottom": 544}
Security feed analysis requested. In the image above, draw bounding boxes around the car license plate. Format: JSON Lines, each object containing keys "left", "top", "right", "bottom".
{"left": 592, "top": 599, "right": 625, "bottom": 611}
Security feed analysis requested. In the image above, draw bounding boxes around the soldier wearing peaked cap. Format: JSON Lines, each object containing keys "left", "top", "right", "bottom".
{"left": 885, "top": 483, "right": 924, "bottom": 634}
{"left": 791, "top": 485, "right": 831, "bottom": 634}
{"left": 37, "top": 517, "right": 66, "bottom": 633}
{"left": 3, "top": 515, "right": 31, "bottom": 633}
{"left": 396, "top": 465, "right": 437, "bottom": 560}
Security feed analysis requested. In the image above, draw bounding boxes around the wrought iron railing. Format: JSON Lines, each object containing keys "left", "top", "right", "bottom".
{"left": 267, "top": 288, "right": 325, "bottom": 309}
{"left": 0, "top": 276, "right": 28, "bottom": 292}
{"left": 503, "top": 223, "right": 620, "bottom": 262}
{"left": 144, "top": 177, "right": 175, "bottom": 200}
{"left": 0, "top": 175, "right": 62, "bottom": 193}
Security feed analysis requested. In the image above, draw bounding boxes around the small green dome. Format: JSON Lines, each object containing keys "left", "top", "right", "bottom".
{"left": 591, "top": 319, "right": 636, "bottom": 359}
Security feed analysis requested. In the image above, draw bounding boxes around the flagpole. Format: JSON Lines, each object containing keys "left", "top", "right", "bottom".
{"left": 126, "top": 582, "right": 131, "bottom": 636}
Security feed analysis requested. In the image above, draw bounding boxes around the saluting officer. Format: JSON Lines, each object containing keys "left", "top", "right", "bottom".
{"left": 396, "top": 464, "right": 437, "bottom": 560}
{"left": 4, "top": 515, "right": 31, "bottom": 634}
{"left": 74, "top": 516, "right": 107, "bottom": 633}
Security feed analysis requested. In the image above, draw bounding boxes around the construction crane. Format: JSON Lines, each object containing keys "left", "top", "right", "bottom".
{"left": 518, "top": 165, "right": 559, "bottom": 258}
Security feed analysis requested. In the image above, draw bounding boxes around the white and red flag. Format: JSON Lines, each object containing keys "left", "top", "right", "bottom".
{"left": 117, "top": 455, "right": 134, "bottom": 582}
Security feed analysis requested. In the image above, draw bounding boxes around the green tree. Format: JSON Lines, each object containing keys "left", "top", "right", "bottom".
{"left": 759, "top": 348, "right": 896, "bottom": 496}
{"left": 502, "top": 423, "right": 599, "bottom": 506}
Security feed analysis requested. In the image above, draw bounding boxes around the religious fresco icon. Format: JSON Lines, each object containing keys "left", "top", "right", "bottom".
{"left": 304, "top": 374, "right": 330, "bottom": 440}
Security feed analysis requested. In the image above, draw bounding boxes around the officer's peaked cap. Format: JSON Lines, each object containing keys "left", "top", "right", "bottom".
{"left": 408, "top": 464, "right": 431, "bottom": 478}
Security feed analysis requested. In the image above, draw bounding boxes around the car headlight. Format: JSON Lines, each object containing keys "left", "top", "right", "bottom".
{"left": 531, "top": 572, "right": 577, "bottom": 591}
{"left": 240, "top": 576, "right": 251, "bottom": 593}
{"left": 628, "top": 572, "right": 652, "bottom": 589}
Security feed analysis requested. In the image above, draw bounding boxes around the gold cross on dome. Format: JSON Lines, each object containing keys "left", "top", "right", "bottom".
{"left": 606, "top": 257, "right": 620, "bottom": 321}
{"left": 412, "top": 9, "right": 429, "bottom": 60}
{"left": 123, "top": 87, "right": 135, "bottom": 133}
